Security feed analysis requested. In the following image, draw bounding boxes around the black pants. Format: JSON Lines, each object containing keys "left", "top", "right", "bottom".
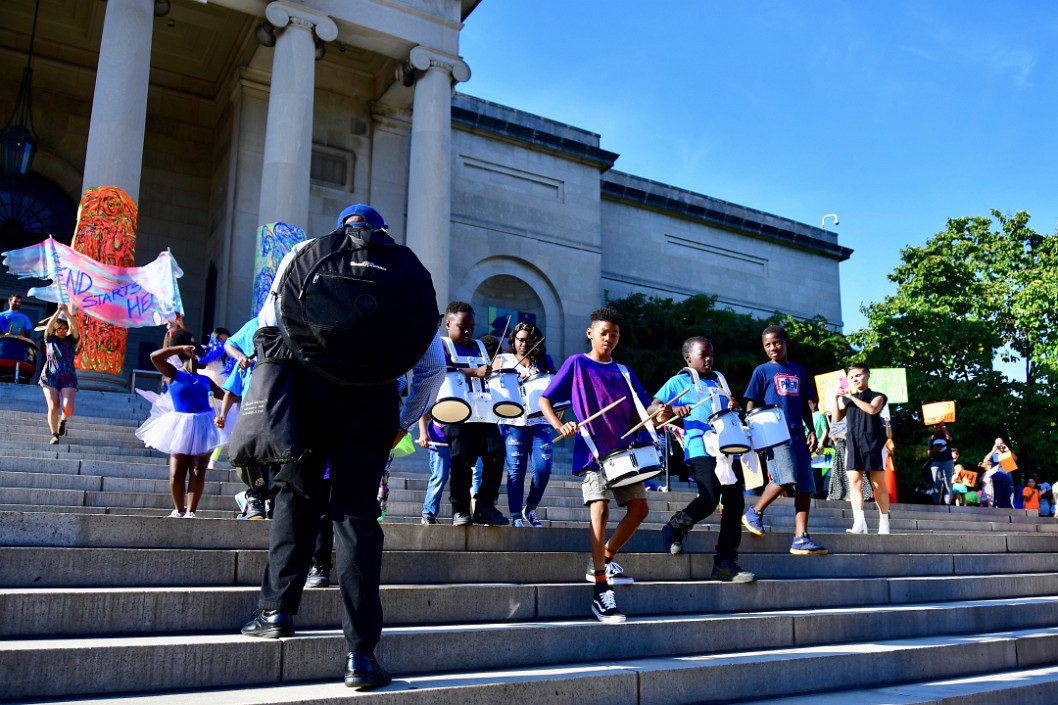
{"left": 257, "top": 377, "right": 397, "bottom": 655}
{"left": 670, "top": 455, "right": 745, "bottom": 562}
{"left": 444, "top": 422, "right": 504, "bottom": 512}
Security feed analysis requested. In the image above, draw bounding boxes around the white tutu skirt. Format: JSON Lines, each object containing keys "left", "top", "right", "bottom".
{"left": 136, "top": 409, "right": 230, "bottom": 456}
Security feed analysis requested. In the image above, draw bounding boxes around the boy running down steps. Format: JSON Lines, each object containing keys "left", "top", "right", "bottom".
{"left": 539, "top": 307, "right": 653, "bottom": 624}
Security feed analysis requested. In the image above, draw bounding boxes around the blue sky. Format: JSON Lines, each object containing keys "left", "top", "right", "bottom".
{"left": 458, "top": 1, "right": 1058, "bottom": 350}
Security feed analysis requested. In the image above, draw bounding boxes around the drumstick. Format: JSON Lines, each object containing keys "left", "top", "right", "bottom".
{"left": 620, "top": 388, "right": 690, "bottom": 439}
{"left": 515, "top": 337, "right": 545, "bottom": 367}
{"left": 490, "top": 316, "right": 512, "bottom": 367}
{"left": 656, "top": 396, "right": 712, "bottom": 431}
{"left": 552, "top": 396, "right": 627, "bottom": 442}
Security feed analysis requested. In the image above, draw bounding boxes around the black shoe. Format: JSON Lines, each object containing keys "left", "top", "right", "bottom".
{"left": 345, "top": 652, "right": 393, "bottom": 690}
{"left": 305, "top": 562, "right": 331, "bottom": 588}
{"left": 49, "top": 433, "right": 59, "bottom": 445}
{"left": 244, "top": 497, "right": 266, "bottom": 520}
{"left": 712, "top": 558, "right": 756, "bottom": 583}
{"left": 58, "top": 418, "right": 67, "bottom": 436}
{"left": 472, "top": 504, "right": 509, "bottom": 526}
{"left": 662, "top": 520, "right": 685, "bottom": 555}
{"left": 240, "top": 608, "right": 294, "bottom": 638}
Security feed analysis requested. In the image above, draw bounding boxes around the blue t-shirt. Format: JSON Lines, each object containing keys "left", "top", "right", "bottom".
{"left": 0, "top": 310, "right": 33, "bottom": 336}
{"left": 654, "top": 371, "right": 731, "bottom": 461}
{"left": 222, "top": 318, "right": 260, "bottom": 395}
{"left": 543, "top": 354, "right": 652, "bottom": 474}
{"left": 743, "top": 360, "right": 816, "bottom": 435}
{"left": 169, "top": 369, "right": 213, "bottom": 414}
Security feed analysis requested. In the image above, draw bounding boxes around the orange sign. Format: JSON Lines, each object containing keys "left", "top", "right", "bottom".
{"left": 922, "top": 401, "right": 956, "bottom": 425}
{"left": 815, "top": 369, "right": 847, "bottom": 414}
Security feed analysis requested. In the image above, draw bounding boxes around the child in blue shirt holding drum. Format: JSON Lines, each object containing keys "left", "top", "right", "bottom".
{"left": 740, "top": 325, "right": 828, "bottom": 556}
{"left": 651, "top": 336, "right": 755, "bottom": 582}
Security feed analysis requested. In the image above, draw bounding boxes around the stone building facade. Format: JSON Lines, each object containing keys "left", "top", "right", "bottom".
{"left": 0, "top": 0, "right": 850, "bottom": 386}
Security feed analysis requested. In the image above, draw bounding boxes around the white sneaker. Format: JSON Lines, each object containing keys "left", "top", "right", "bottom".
{"left": 512, "top": 518, "right": 525, "bottom": 527}
{"left": 584, "top": 560, "right": 634, "bottom": 585}
{"left": 846, "top": 521, "right": 868, "bottom": 534}
{"left": 168, "top": 509, "right": 183, "bottom": 518}
{"left": 183, "top": 511, "right": 197, "bottom": 518}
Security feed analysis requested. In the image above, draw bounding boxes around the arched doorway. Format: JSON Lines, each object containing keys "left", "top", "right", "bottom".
{"left": 472, "top": 274, "right": 545, "bottom": 347}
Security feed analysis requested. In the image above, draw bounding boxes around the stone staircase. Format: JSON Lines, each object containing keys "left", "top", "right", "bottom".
{"left": 3, "top": 380, "right": 1058, "bottom": 704}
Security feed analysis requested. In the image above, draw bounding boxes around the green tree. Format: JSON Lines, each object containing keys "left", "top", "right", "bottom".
{"left": 605, "top": 293, "right": 849, "bottom": 398}
{"left": 853, "top": 210, "right": 1058, "bottom": 491}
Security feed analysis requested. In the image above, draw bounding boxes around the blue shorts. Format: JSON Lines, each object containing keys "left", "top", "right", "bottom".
{"left": 764, "top": 432, "right": 815, "bottom": 494}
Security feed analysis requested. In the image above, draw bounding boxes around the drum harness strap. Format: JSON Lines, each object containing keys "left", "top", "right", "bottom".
{"left": 682, "top": 367, "right": 742, "bottom": 485}
{"left": 440, "top": 336, "right": 489, "bottom": 395}
{"left": 577, "top": 364, "right": 658, "bottom": 464}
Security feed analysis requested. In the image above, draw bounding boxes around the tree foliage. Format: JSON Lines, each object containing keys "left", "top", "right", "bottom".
{"left": 852, "top": 210, "right": 1058, "bottom": 491}
{"left": 605, "top": 292, "right": 850, "bottom": 400}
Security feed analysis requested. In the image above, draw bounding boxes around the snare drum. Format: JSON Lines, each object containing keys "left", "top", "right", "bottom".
{"left": 429, "top": 372, "right": 472, "bottom": 424}
{"left": 598, "top": 442, "right": 663, "bottom": 488}
{"left": 521, "top": 371, "right": 572, "bottom": 418}
{"left": 486, "top": 368, "right": 524, "bottom": 419}
{"left": 707, "top": 407, "right": 752, "bottom": 454}
{"left": 746, "top": 404, "right": 791, "bottom": 451}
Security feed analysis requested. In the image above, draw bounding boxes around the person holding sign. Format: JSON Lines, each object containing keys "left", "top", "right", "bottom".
{"left": 833, "top": 363, "right": 890, "bottom": 534}
{"left": 928, "top": 422, "right": 955, "bottom": 505}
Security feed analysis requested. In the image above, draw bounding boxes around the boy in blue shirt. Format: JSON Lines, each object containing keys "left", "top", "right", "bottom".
{"left": 651, "top": 337, "right": 755, "bottom": 581}
{"left": 741, "top": 325, "right": 828, "bottom": 555}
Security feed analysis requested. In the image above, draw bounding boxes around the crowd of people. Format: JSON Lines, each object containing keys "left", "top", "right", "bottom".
{"left": 2, "top": 197, "right": 1054, "bottom": 693}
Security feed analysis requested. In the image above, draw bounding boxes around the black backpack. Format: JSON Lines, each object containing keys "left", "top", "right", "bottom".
{"left": 274, "top": 226, "right": 439, "bottom": 386}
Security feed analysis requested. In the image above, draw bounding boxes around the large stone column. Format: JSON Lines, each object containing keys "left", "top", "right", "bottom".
{"left": 78, "top": 0, "right": 156, "bottom": 391}
{"left": 81, "top": 0, "right": 155, "bottom": 202}
{"left": 405, "top": 46, "right": 470, "bottom": 308}
{"left": 256, "top": 2, "right": 337, "bottom": 230}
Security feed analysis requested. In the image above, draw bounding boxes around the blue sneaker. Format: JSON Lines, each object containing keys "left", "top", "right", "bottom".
{"left": 790, "top": 533, "right": 828, "bottom": 555}
{"left": 741, "top": 508, "right": 766, "bottom": 536}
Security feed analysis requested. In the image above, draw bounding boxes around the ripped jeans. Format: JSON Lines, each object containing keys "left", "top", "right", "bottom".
{"left": 501, "top": 423, "right": 554, "bottom": 517}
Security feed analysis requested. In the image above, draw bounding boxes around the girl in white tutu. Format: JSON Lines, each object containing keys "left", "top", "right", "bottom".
{"left": 136, "top": 330, "right": 229, "bottom": 517}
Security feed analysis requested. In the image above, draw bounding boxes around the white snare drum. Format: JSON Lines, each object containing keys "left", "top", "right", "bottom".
{"left": 486, "top": 369, "right": 524, "bottom": 419}
{"left": 521, "top": 371, "right": 572, "bottom": 418}
{"left": 430, "top": 372, "right": 472, "bottom": 424}
{"left": 599, "top": 442, "right": 663, "bottom": 488}
{"left": 746, "top": 404, "right": 791, "bottom": 451}
{"left": 707, "top": 407, "right": 752, "bottom": 454}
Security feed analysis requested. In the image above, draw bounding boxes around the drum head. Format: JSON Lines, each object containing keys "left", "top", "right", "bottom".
{"left": 430, "top": 399, "right": 471, "bottom": 424}
{"left": 493, "top": 401, "right": 524, "bottom": 419}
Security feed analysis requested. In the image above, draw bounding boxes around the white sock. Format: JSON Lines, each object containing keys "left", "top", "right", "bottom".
{"left": 878, "top": 513, "right": 890, "bottom": 527}
{"left": 852, "top": 508, "right": 866, "bottom": 526}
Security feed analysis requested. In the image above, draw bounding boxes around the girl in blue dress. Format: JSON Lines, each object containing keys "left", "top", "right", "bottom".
{"left": 39, "top": 303, "right": 81, "bottom": 445}
{"left": 135, "top": 330, "right": 228, "bottom": 517}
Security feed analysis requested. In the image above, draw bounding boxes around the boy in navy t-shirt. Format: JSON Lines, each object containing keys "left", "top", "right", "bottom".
{"left": 741, "top": 325, "right": 828, "bottom": 555}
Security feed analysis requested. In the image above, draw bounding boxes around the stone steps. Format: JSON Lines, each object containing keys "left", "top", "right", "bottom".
{"left": 4, "top": 572, "right": 1058, "bottom": 637}
{"left": 4, "top": 616, "right": 1058, "bottom": 701}
{"left": 4, "top": 381, "right": 1058, "bottom": 703}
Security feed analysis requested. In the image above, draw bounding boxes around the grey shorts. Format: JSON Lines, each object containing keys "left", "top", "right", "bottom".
{"left": 580, "top": 470, "right": 647, "bottom": 506}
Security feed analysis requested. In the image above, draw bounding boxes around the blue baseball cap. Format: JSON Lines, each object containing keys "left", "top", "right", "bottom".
{"left": 336, "top": 203, "right": 388, "bottom": 230}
